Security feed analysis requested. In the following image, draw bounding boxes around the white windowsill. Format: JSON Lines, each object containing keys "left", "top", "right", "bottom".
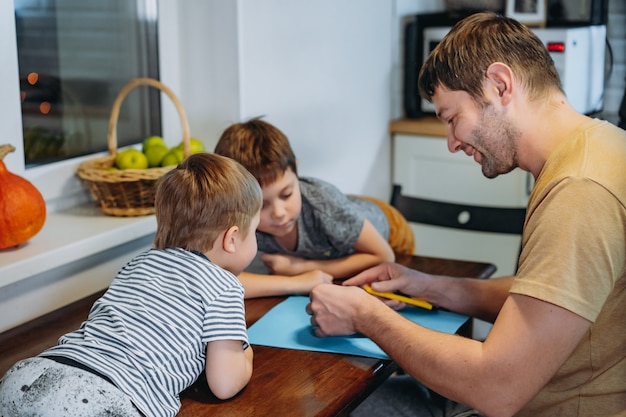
{"left": 0, "top": 204, "right": 157, "bottom": 289}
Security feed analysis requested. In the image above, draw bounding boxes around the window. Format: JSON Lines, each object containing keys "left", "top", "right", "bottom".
{"left": 15, "top": 0, "right": 160, "bottom": 168}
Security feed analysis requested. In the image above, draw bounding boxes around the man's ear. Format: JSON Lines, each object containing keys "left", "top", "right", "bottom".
{"left": 485, "top": 62, "right": 514, "bottom": 105}
{"left": 221, "top": 225, "right": 239, "bottom": 254}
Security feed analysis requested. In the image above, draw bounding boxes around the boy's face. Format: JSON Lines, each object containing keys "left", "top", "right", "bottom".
{"left": 257, "top": 167, "right": 302, "bottom": 238}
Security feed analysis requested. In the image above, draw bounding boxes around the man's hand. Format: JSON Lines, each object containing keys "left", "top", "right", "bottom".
{"left": 306, "top": 283, "right": 377, "bottom": 337}
{"left": 344, "top": 262, "right": 434, "bottom": 300}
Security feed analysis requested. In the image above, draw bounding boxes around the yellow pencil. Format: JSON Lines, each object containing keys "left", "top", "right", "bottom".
{"left": 363, "top": 285, "right": 434, "bottom": 310}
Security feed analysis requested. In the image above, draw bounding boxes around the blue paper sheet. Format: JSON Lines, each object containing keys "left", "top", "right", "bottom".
{"left": 247, "top": 296, "right": 469, "bottom": 360}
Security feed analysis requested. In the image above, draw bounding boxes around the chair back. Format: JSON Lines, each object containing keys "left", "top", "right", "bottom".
{"left": 390, "top": 185, "right": 526, "bottom": 235}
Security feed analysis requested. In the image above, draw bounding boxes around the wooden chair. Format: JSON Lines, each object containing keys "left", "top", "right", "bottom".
{"left": 390, "top": 184, "right": 526, "bottom": 236}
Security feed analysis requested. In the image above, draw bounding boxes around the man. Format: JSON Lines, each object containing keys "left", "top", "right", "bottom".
{"left": 306, "top": 12, "right": 626, "bottom": 417}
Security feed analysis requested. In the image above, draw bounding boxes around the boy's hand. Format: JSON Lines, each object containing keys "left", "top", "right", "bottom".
{"left": 261, "top": 253, "right": 307, "bottom": 275}
{"left": 300, "top": 270, "right": 333, "bottom": 286}
{"left": 285, "top": 270, "right": 333, "bottom": 295}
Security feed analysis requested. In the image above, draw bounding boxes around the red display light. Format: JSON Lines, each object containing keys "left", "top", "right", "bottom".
{"left": 547, "top": 42, "right": 566, "bottom": 53}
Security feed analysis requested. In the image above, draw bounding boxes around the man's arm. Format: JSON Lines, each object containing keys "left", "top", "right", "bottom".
{"left": 308, "top": 284, "right": 591, "bottom": 417}
{"left": 403, "top": 274, "right": 514, "bottom": 323}
{"left": 344, "top": 262, "right": 512, "bottom": 322}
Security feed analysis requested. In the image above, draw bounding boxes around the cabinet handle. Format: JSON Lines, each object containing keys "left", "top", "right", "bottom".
{"left": 457, "top": 210, "right": 471, "bottom": 225}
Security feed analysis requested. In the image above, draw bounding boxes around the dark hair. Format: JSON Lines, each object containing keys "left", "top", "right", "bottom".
{"left": 214, "top": 117, "right": 298, "bottom": 187}
{"left": 418, "top": 12, "right": 562, "bottom": 104}
{"left": 153, "top": 153, "right": 262, "bottom": 252}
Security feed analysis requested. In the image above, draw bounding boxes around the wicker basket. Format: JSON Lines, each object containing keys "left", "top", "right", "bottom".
{"left": 76, "top": 78, "right": 190, "bottom": 216}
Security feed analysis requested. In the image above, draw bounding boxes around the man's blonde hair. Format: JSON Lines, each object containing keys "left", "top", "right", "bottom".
{"left": 418, "top": 12, "right": 562, "bottom": 105}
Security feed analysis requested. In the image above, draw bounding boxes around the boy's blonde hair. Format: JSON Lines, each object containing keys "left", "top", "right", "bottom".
{"left": 214, "top": 117, "right": 298, "bottom": 187}
{"left": 153, "top": 153, "right": 262, "bottom": 252}
{"left": 418, "top": 12, "right": 562, "bottom": 106}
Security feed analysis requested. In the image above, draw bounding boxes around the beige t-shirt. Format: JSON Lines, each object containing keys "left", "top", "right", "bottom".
{"left": 511, "top": 119, "right": 626, "bottom": 416}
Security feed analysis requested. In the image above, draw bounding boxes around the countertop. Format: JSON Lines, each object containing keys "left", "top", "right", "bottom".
{"left": 389, "top": 117, "right": 446, "bottom": 137}
{"left": 391, "top": 112, "right": 622, "bottom": 137}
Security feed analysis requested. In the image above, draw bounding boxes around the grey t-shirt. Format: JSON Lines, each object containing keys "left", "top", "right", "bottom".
{"left": 255, "top": 177, "right": 389, "bottom": 260}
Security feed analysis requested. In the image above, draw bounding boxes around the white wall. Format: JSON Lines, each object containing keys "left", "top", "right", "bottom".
{"left": 162, "top": 0, "right": 396, "bottom": 199}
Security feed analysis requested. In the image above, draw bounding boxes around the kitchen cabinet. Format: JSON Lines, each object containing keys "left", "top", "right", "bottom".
{"left": 390, "top": 118, "right": 532, "bottom": 277}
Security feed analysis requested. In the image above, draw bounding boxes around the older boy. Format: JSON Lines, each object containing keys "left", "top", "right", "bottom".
{"left": 215, "top": 117, "right": 415, "bottom": 298}
{"left": 0, "top": 153, "right": 262, "bottom": 417}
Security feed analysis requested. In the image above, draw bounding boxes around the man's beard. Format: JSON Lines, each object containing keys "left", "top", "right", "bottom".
{"left": 472, "top": 105, "right": 521, "bottom": 179}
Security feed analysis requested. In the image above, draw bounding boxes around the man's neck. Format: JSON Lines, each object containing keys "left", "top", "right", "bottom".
{"left": 517, "top": 96, "right": 589, "bottom": 179}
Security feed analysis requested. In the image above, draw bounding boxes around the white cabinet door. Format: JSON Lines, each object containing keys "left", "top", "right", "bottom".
{"left": 393, "top": 134, "right": 531, "bottom": 207}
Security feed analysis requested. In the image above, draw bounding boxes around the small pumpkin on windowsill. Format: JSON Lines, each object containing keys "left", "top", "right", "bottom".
{"left": 0, "top": 144, "right": 47, "bottom": 250}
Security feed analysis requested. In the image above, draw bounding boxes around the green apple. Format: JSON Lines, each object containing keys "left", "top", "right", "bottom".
{"left": 144, "top": 144, "right": 169, "bottom": 168}
{"left": 176, "top": 137, "right": 205, "bottom": 155}
{"left": 142, "top": 135, "right": 166, "bottom": 153}
{"left": 115, "top": 148, "right": 149, "bottom": 170}
{"left": 160, "top": 148, "right": 184, "bottom": 167}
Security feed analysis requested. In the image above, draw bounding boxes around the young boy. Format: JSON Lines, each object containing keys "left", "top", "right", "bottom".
{"left": 214, "top": 117, "right": 415, "bottom": 298}
{"left": 0, "top": 153, "right": 262, "bottom": 417}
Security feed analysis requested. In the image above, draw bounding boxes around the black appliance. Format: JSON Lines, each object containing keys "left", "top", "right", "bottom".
{"left": 547, "top": 0, "right": 608, "bottom": 27}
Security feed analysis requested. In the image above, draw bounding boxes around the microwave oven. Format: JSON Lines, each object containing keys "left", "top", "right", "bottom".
{"left": 404, "top": 12, "right": 607, "bottom": 118}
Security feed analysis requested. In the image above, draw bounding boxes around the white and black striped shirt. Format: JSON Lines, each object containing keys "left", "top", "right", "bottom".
{"left": 42, "top": 247, "right": 248, "bottom": 417}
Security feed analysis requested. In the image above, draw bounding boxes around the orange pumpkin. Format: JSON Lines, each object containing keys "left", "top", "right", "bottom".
{"left": 0, "top": 144, "right": 47, "bottom": 250}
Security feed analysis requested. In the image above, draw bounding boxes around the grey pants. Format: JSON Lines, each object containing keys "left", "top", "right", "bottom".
{"left": 351, "top": 375, "right": 484, "bottom": 417}
{"left": 0, "top": 357, "right": 142, "bottom": 417}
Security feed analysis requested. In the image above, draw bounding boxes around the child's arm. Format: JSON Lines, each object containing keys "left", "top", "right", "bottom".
{"left": 238, "top": 270, "right": 333, "bottom": 298}
{"left": 262, "top": 220, "right": 395, "bottom": 279}
{"left": 205, "top": 340, "right": 253, "bottom": 400}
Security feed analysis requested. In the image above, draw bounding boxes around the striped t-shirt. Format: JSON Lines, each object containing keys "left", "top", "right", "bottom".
{"left": 42, "top": 247, "right": 248, "bottom": 417}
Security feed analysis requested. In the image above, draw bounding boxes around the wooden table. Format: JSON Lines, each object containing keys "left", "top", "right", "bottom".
{"left": 0, "top": 255, "right": 495, "bottom": 417}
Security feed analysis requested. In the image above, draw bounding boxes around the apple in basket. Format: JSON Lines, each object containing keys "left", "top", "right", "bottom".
{"left": 142, "top": 135, "right": 166, "bottom": 153}
{"left": 160, "top": 148, "right": 184, "bottom": 167}
{"left": 145, "top": 145, "right": 169, "bottom": 168}
{"left": 115, "top": 148, "right": 149, "bottom": 170}
{"left": 175, "top": 137, "right": 206, "bottom": 154}
{"left": 141, "top": 136, "right": 169, "bottom": 168}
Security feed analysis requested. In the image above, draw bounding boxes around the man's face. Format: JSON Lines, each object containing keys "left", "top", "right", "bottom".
{"left": 433, "top": 86, "right": 520, "bottom": 179}
{"left": 257, "top": 167, "right": 302, "bottom": 237}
